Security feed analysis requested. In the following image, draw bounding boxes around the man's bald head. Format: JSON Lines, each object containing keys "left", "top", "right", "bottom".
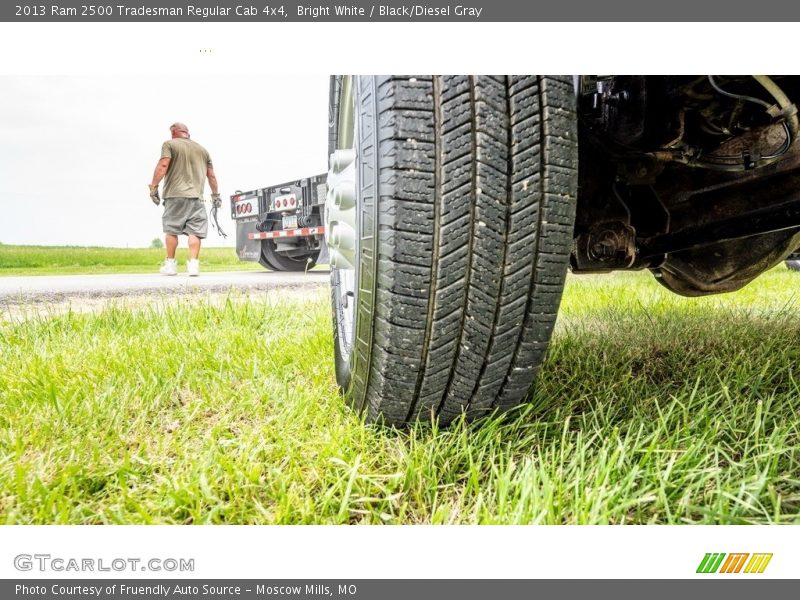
{"left": 170, "top": 123, "right": 190, "bottom": 139}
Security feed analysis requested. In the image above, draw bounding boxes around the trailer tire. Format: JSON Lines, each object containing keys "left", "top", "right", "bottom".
{"left": 258, "top": 246, "right": 280, "bottom": 271}
{"left": 259, "top": 238, "right": 318, "bottom": 272}
{"left": 787, "top": 260, "right": 800, "bottom": 272}
{"left": 328, "top": 75, "right": 578, "bottom": 426}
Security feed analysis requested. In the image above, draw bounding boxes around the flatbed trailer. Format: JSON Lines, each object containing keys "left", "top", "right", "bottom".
{"left": 230, "top": 174, "right": 328, "bottom": 271}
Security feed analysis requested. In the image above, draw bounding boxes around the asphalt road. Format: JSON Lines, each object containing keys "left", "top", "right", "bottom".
{"left": 0, "top": 270, "right": 330, "bottom": 304}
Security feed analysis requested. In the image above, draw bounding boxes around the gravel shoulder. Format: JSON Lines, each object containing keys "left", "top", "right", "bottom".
{"left": 0, "top": 270, "right": 330, "bottom": 319}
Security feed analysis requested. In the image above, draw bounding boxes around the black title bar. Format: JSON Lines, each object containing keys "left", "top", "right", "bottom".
{"left": 4, "top": 0, "right": 800, "bottom": 21}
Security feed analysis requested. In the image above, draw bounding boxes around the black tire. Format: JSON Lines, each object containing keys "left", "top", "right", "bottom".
{"left": 258, "top": 238, "right": 318, "bottom": 272}
{"left": 786, "top": 260, "right": 800, "bottom": 272}
{"left": 258, "top": 245, "right": 281, "bottom": 271}
{"left": 330, "top": 75, "right": 578, "bottom": 426}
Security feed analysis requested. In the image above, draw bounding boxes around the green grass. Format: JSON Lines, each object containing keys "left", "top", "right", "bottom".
{"left": 0, "top": 245, "right": 261, "bottom": 276}
{"left": 0, "top": 267, "right": 799, "bottom": 524}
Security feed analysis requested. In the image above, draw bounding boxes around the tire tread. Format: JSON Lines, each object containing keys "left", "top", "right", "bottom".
{"left": 338, "top": 75, "right": 578, "bottom": 426}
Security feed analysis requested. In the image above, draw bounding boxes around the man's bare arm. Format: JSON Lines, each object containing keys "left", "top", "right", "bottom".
{"left": 207, "top": 166, "right": 219, "bottom": 195}
{"left": 151, "top": 157, "right": 171, "bottom": 187}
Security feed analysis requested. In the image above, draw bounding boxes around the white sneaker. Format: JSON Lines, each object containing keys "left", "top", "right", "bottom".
{"left": 187, "top": 258, "right": 200, "bottom": 277}
{"left": 160, "top": 258, "right": 177, "bottom": 276}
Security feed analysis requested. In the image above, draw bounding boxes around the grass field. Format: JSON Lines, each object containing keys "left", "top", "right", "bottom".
{"left": 0, "top": 244, "right": 260, "bottom": 276}
{"left": 1, "top": 268, "right": 799, "bottom": 524}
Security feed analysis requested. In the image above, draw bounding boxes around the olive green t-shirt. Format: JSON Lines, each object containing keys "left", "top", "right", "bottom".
{"left": 160, "top": 138, "right": 213, "bottom": 199}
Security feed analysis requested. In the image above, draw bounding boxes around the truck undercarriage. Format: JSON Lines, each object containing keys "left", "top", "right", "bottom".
{"left": 573, "top": 75, "right": 800, "bottom": 295}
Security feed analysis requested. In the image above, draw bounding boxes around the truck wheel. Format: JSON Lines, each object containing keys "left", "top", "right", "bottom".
{"left": 258, "top": 246, "right": 281, "bottom": 271}
{"left": 787, "top": 260, "right": 800, "bottom": 272}
{"left": 326, "top": 75, "right": 578, "bottom": 426}
{"left": 259, "top": 237, "right": 319, "bottom": 272}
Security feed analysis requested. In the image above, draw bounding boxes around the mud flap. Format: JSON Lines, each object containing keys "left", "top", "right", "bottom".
{"left": 235, "top": 217, "right": 261, "bottom": 261}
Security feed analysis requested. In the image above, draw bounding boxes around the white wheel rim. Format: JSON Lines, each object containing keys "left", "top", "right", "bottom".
{"left": 326, "top": 76, "right": 358, "bottom": 357}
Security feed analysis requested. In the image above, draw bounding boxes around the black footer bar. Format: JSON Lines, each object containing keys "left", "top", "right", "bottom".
{"left": 3, "top": 579, "right": 797, "bottom": 600}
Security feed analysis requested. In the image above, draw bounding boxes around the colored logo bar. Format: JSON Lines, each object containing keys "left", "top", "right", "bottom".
{"left": 697, "top": 553, "right": 773, "bottom": 574}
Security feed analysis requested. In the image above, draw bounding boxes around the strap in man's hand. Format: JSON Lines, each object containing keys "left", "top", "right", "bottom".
{"left": 210, "top": 193, "right": 227, "bottom": 237}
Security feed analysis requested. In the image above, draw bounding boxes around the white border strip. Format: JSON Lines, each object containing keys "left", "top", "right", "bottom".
{"left": 0, "top": 23, "right": 797, "bottom": 75}
{"left": 0, "top": 525, "right": 797, "bottom": 579}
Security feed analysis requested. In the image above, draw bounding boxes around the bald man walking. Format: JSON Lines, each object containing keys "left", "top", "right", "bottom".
{"left": 149, "top": 122, "right": 221, "bottom": 276}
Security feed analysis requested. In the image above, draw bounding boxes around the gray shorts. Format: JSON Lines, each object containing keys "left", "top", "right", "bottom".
{"left": 162, "top": 197, "right": 208, "bottom": 238}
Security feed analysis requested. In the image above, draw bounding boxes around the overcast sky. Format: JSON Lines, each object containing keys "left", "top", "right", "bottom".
{"left": 0, "top": 75, "right": 329, "bottom": 247}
